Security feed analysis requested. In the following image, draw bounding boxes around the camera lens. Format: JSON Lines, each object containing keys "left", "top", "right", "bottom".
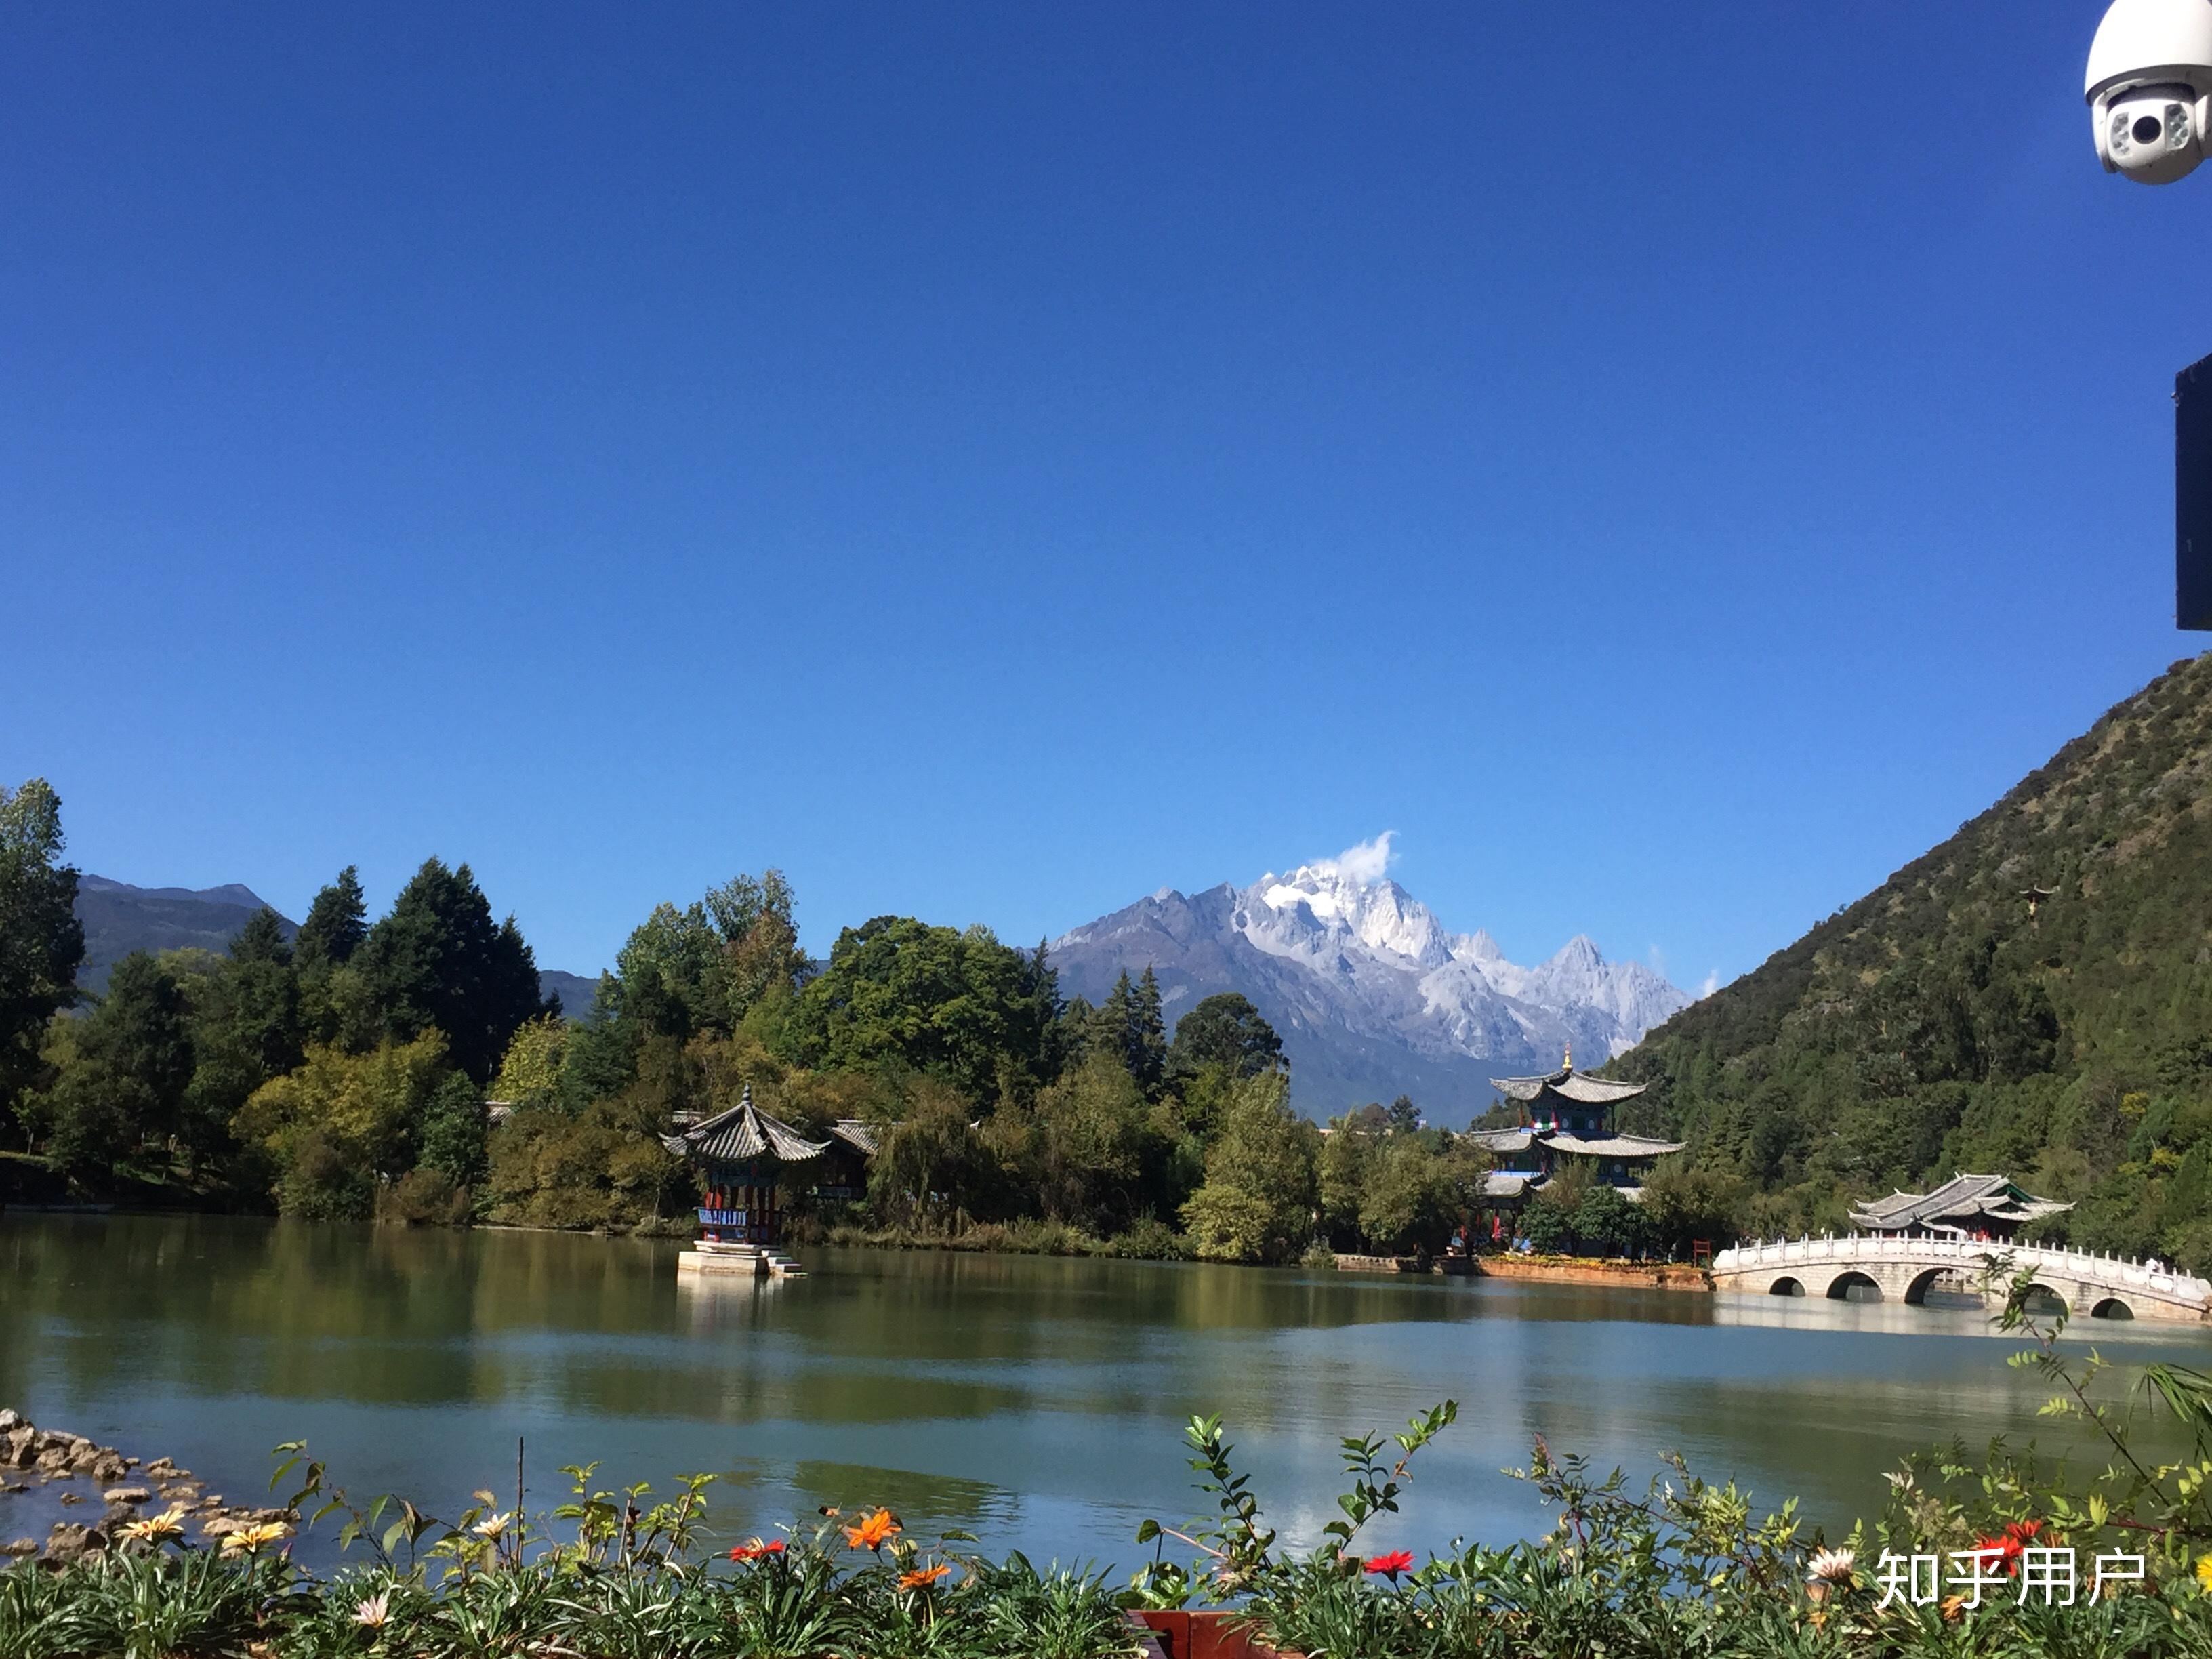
{"left": 2133, "top": 113, "right": 2165, "bottom": 144}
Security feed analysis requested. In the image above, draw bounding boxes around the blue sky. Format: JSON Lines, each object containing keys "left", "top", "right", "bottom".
{"left": 4, "top": 3, "right": 2205, "bottom": 990}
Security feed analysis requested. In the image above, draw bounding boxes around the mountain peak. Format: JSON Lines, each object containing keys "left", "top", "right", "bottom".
{"left": 1052, "top": 846, "right": 1692, "bottom": 1122}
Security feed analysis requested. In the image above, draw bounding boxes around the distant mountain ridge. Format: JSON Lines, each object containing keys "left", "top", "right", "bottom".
{"left": 72, "top": 876, "right": 598, "bottom": 1019}
{"left": 1052, "top": 844, "right": 1692, "bottom": 1124}
{"left": 75, "top": 877, "right": 298, "bottom": 995}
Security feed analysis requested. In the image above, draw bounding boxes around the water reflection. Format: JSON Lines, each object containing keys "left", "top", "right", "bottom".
{"left": 5, "top": 1216, "right": 2209, "bottom": 1569}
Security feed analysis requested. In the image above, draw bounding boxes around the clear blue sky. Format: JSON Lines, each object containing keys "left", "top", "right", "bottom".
{"left": 4, "top": 3, "right": 2204, "bottom": 991}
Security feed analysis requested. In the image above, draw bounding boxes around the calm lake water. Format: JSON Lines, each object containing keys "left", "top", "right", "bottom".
{"left": 4, "top": 1215, "right": 2208, "bottom": 1567}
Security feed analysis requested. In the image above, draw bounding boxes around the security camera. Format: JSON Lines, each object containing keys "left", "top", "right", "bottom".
{"left": 2087, "top": 0, "right": 2212, "bottom": 182}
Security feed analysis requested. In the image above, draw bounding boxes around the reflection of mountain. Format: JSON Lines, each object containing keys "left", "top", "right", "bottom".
{"left": 73, "top": 873, "right": 597, "bottom": 1018}
{"left": 1052, "top": 851, "right": 1693, "bottom": 1124}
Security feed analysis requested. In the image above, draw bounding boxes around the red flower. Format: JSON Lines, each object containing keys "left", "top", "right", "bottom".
{"left": 730, "top": 1538, "right": 787, "bottom": 1561}
{"left": 1969, "top": 1519, "right": 2044, "bottom": 1577}
{"left": 1362, "top": 1550, "right": 1416, "bottom": 1579}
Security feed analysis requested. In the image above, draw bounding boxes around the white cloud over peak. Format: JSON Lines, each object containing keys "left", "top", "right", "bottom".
{"left": 1319, "top": 830, "right": 1396, "bottom": 886}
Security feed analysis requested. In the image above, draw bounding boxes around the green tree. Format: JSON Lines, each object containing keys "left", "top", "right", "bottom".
{"left": 1357, "top": 1132, "right": 1467, "bottom": 1255}
{"left": 355, "top": 859, "right": 548, "bottom": 1082}
{"left": 1167, "top": 992, "right": 1283, "bottom": 1082}
{"left": 779, "top": 916, "right": 1058, "bottom": 1103}
{"left": 177, "top": 923, "right": 306, "bottom": 1175}
{"left": 866, "top": 1077, "right": 1002, "bottom": 1227}
{"left": 705, "top": 869, "right": 809, "bottom": 1026}
{"left": 1316, "top": 1113, "right": 1374, "bottom": 1248}
{"left": 492, "top": 1014, "right": 569, "bottom": 1110}
{"left": 1180, "top": 1071, "right": 1317, "bottom": 1263}
{"left": 1029, "top": 1050, "right": 1151, "bottom": 1231}
{"left": 0, "top": 779, "right": 83, "bottom": 1137}
{"left": 417, "top": 1073, "right": 490, "bottom": 1191}
{"left": 234, "top": 1033, "right": 449, "bottom": 1214}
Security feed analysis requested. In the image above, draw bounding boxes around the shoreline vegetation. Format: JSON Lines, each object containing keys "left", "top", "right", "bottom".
{"left": 1, "top": 778, "right": 1742, "bottom": 1271}
{"left": 9, "top": 1277, "right": 2212, "bottom": 1658}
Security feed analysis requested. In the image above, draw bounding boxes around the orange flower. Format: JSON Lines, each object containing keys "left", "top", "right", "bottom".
{"left": 844, "top": 1508, "right": 901, "bottom": 1550}
{"left": 899, "top": 1562, "right": 953, "bottom": 1590}
{"left": 730, "top": 1538, "right": 787, "bottom": 1561}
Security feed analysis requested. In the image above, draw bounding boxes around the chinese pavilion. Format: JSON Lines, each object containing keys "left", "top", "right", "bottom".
{"left": 660, "top": 1086, "right": 877, "bottom": 1279}
{"left": 1467, "top": 1053, "right": 1685, "bottom": 1204}
{"left": 1847, "top": 1173, "right": 2071, "bottom": 1241}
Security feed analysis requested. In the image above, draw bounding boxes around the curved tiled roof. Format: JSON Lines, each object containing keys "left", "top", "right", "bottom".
{"left": 1468, "top": 1128, "right": 1536, "bottom": 1153}
{"left": 660, "top": 1086, "right": 830, "bottom": 1164}
{"left": 1490, "top": 1066, "right": 1648, "bottom": 1105}
{"left": 830, "top": 1118, "right": 880, "bottom": 1157}
{"left": 1847, "top": 1173, "right": 2071, "bottom": 1232}
{"left": 1542, "top": 1132, "right": 1687, "bottom": 1158}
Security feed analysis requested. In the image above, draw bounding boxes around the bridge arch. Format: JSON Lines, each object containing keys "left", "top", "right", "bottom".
{"left": 1768, "top": 1276, "right": 1805, "bottom": 1296}
{"left": 1903, "top": 1267, "right": 1946, "bottom": 1306}
{"left": 1824, "top": 1270, "right": 1882, "bottom": 1302}
{"left": 2089, "top": 1295, "right": 2136, "bottom": 1320}
{"left": 2018, "top": 1282, "right": 2070, "bottom": 1315}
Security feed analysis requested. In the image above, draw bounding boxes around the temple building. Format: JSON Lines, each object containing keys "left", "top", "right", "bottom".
{"left": 1847, "top": 1173, "right": 2071, "bottom": 1241}
{"left": 1467, "top": 1054, "right": 1685, "bottom": 1204}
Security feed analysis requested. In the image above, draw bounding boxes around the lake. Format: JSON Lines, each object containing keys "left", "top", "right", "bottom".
{"left": 4, "top": 1215, "right": 2207, "bottom": 1568}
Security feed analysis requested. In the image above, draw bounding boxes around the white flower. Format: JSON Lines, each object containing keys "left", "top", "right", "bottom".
{"left": 352, "top": 1591, "right": 390, "bottom": 1629}
{"left": 1808, "top": 1547, "right": 1857, "bottom": 1586}
{"left": 473, "top": 1511, "right": 514, "bottom": 1540}
{"left": 1884, "top": 1471, "right": 1914, "bottom": 1491}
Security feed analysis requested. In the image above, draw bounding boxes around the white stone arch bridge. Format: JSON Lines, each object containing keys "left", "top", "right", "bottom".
{"left": 1710, "top": 1235, "right": 2210, "bottom": 1324}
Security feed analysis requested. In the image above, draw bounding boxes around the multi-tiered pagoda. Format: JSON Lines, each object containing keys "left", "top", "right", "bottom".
{"left": 1467, "top": 1053, "right": 1684, "bottom": 1204}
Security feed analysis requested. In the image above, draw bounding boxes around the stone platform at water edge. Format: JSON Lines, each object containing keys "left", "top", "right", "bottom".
{"left": 676, "top": 1239, "right": 806, "bottom": 1280}
{"left": 1711, "top": 1235, "right": 2211, "bottom": 1322}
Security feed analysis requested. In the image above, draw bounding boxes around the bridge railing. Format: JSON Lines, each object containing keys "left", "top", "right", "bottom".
{"left": 1708, "top": 1233, "right": 2211, "bottom": 1303}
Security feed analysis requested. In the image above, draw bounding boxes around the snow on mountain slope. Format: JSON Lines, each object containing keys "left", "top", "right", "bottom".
{"left": 1050, "top": 837, "right": 1695, "bottom": 1123}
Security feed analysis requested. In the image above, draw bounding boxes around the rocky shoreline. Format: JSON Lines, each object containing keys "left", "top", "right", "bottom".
{"left": 0, "top": 1408, "right": 294, "bottom": 1567}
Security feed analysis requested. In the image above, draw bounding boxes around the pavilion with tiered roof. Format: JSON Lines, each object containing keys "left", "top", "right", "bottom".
{"left": 1466, "top": 1053, "right": 1685, "bottom": 1204}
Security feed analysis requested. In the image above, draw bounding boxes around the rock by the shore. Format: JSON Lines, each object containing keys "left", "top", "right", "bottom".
{"left": 43, "top": 1522, "right": 106, "bottom": 1564}
{"left": 102, "top": 1486, "right": 151, "bottom": 1506}
{"left": 2, "top": 1538, "right": 36, "bottom": 1557}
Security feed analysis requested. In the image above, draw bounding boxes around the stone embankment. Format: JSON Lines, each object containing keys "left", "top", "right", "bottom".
{"left": 1330, "top": 1252, "right": 1713, "bottom": 1291}
{"left": 0, "top": 1408, "right": 295, "bottom": 1566}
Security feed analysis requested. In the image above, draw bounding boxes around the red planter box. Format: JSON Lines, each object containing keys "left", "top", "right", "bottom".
{"left": 1126, "top": 1609, "right": 1291, "bottom": 1659}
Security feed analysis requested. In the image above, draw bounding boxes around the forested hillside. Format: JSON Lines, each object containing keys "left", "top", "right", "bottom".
{"left": 1613, "top": 651, "right": 2212, "bottom": 1267}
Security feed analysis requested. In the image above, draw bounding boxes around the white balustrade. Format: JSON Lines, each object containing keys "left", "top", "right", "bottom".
{"left": 1707, "top": 1231, "right": 2210, "bottom": 1309}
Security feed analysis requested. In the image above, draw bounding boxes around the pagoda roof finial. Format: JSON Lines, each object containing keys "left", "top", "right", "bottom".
{"left": 1563, "top": 1042, "right": 1572, "bottom": 1072}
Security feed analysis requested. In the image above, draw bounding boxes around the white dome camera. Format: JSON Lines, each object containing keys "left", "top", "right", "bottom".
{"left": 2087, "top": 0, "right": 2212, "bottom": 182}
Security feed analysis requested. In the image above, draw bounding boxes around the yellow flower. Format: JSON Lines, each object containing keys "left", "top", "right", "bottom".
{"left": 220, "top": 1521, "right": 291, "bottom": 1554}
{"left": 844, "top": 1508, "right": 901, "bottom": 1550}
{"left": 2196, "top": 1554, "right": 2212, "bottom": 1594}
{"left": 119, "top": 1507, "right": 189, "bottom": 1544}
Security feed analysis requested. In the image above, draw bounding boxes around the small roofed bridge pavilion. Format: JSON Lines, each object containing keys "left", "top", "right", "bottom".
{"left": 1711, "top": 1235, "right": 2212, "bottom": 1323}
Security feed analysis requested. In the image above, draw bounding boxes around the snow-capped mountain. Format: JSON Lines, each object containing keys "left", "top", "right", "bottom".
{"left": 1051, "top": 840, "right": 1696, "bottom": 1124}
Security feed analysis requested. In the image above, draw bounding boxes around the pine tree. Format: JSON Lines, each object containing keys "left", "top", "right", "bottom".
{"left": 230, "top": 907, "right": 293, "bottom": 966}
{"left": 356, "top": 859, "right": 548, "bottom": 1083}
{"left": 294, "top": 867, "right": 368, "bottom": 969}
{"left": 1130, "top": 966, "right": 1168, "bottom": 1096}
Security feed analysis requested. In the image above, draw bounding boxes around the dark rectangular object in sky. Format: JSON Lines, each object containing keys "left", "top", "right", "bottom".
{"left": 2182, "top": 352, "right": 2212, "bottom": 630}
